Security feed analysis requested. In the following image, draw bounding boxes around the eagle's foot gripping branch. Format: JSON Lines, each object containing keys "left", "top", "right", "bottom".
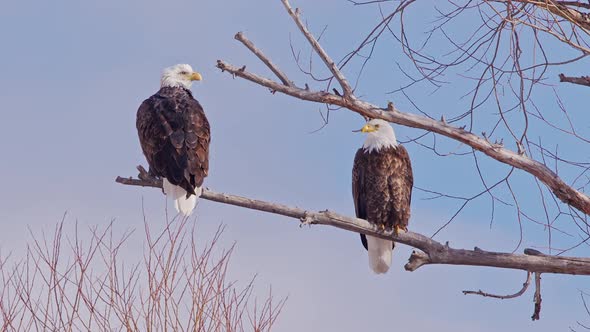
{"left": 299, "top": 212, "right": 315, "bottom": 227}
{"left": 137, "top": 165, "right": 158, "bottom": 181}
{"left": 394, "top": 225, "right": 408, "bottom": 236}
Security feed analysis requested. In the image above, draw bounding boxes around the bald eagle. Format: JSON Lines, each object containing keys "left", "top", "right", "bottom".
{"left": 352, "top": 119, "right": 413, "bottom": 274}
{"left": 136, "top": 64, "right": 210, "bottom": 216}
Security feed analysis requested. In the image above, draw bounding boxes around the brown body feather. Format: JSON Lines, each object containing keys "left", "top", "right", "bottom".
{"left": 352, "top": 145, "right": 413, "bottom": 250}
{"left": 136, "top": 86, "right": 210, "bottom": 197}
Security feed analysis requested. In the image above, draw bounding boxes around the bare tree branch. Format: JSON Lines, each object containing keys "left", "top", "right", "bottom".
{"left": 116, "top": 170, "right": 590, "bottom": 276}
{"left": 559, "top": 73, "right": 590, "bottom": 87}
{"left": 234, "top": 32, "right": 294, "bottom": 87}
{"left": 461, "top": 270, "right": 542, "bottom": 319}
{"left": 215, "top": 57, "right": 590, "bottom": 215}
{"left": 532, "top": 272, "right": 543, "bottom": 320}
{"left": 211, "top": 2, "right": 590, "bottom": 220}
{"left": 501, "top": 0, "right": 590, "bottom": 31}
{"left": 281, "top": 0, "right": 355, "bottom": 96}
{"left": 0, "top": 213, "right": 285, "bottom": 330}
{"left": 463, "top": 271, "right": 532, "bottom": 299}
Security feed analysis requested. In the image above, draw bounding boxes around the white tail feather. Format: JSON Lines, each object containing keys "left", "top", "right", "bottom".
{"left": 162, "top": 178, "right": 199, "bottom": 216}
{"left": 367, "top": 236, "right": 393, "bottom": 274}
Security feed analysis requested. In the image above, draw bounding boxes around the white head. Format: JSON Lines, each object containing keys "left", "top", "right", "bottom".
{"left": 356, "top": 119, "right": 398, "bottom": 153}
{"left": 160, "top": 64, "right": 202, "bottom": 89}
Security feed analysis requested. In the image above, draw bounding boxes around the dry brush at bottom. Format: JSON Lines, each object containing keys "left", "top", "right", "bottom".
{"left": 0, "top": 215, "right": 284, "bottom": 331}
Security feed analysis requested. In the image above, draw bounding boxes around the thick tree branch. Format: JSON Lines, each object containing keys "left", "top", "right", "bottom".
{"left": 216, "top": 59, "right": 590, "bottom": 215}
{"left": 215, "top": 2, "right": 590, "bottom": 216}
{"left": 213, "top": 1, "right": 590, "bottom": 216}
{"left": 559, "top": 73, "right": 590, "bottom": 87}
{"left": 116, "top": 170, "right": 590, "bottom": 276}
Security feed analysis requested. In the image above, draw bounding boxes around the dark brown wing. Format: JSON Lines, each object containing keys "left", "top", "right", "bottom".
{"left": 387, "top": 145, "right": 413, "bottom": 230}
{"left": 136, "top": 87, "right": 210, "bottom": 196}
{"left": 136, "top": 99, "right": 159, "bottom": 172}
{"left": 352, "top": 148, "right": 369, "bottom": 250}
{"left": 352, "top": 148, "right": 367, "bottom": 220}
{"left": 353, "top": 145, "right": 413, "bottom": 250}
{"left": 183, "top": 94, "right": 210, "bottom": 189}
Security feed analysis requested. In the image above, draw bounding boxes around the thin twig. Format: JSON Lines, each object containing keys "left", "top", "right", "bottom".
{"left": 463, "top": 271, "right": 532, "bottom": 299}
{"left": 235, "top": 32, "right": 294, "bottom": 87}
{"left": 281, "top": 0, "right": 355, "bottom": 97}
{"left": 532, "top": 272, "right": 542, "bottom": 321}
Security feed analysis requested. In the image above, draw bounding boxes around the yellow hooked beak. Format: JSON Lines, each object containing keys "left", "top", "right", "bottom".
{"left": 355, "top": 124, "right": 376, "bottom": 133}
{"left": 190, "top": 72, "right": 203, "bottom": 81}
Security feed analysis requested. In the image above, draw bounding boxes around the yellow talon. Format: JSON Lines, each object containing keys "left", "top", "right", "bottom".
{"left": 380, "top": 224, "right": 386, "bottom": 231}
{"left": 394, "top": 225, "right": 407, "bottom": 235}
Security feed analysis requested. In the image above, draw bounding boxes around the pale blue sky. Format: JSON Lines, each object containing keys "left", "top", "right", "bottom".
{"left": 1, "top": 0, "right": 589, "bottom": 330}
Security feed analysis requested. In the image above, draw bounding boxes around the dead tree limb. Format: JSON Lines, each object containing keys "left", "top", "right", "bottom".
{"left": 559, "top": 73, "right": 590, "bottom": 87}
{"left": 214, "top": 61, "right": 590, "bottom": 215}
{"left": 234, "top": 32, "right": 294, "bottom": 87}
{"left": 463, "top": 271, "right": 532, "bottom": 299}
{"left": 532, "top": 273, "right": 543, "bottom": 321}
{"left": 505, "top": 0, "right": 590, "bottom": 31}
{"left": 462, "top": 270, "right": 542, "bottom": 318}
{"left": 214, "top": 2, "right": 590, "bottom": 216}
{"left": 116, "top": 170, "right": 590, "bottom": 276}
{"left": 280, "top": 0, "right": 354, "bottom": 96}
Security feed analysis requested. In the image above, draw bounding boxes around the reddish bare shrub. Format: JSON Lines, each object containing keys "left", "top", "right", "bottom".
{"left": 0, "top": 215, "right": 285, "bottom": 331}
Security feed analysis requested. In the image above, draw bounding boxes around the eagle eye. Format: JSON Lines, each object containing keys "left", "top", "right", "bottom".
{"left": 375, "top": 124, "right": 380, "bottom": 128}
{"left": 179, "top": 71, "right": 188, "bottom": 75}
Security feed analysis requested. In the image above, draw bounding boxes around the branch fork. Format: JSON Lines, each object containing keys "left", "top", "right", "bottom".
{"left": 116, "top": 171, "right": 590, "bottom": 321}
{"left": 215, "top": 1, "right": 590, "bottom": 215}
{"left": 123, "top": 0, "right": 590, "bottom": 321}
{"left": 116, "top": 171, "right": 590, "bottom": 276}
